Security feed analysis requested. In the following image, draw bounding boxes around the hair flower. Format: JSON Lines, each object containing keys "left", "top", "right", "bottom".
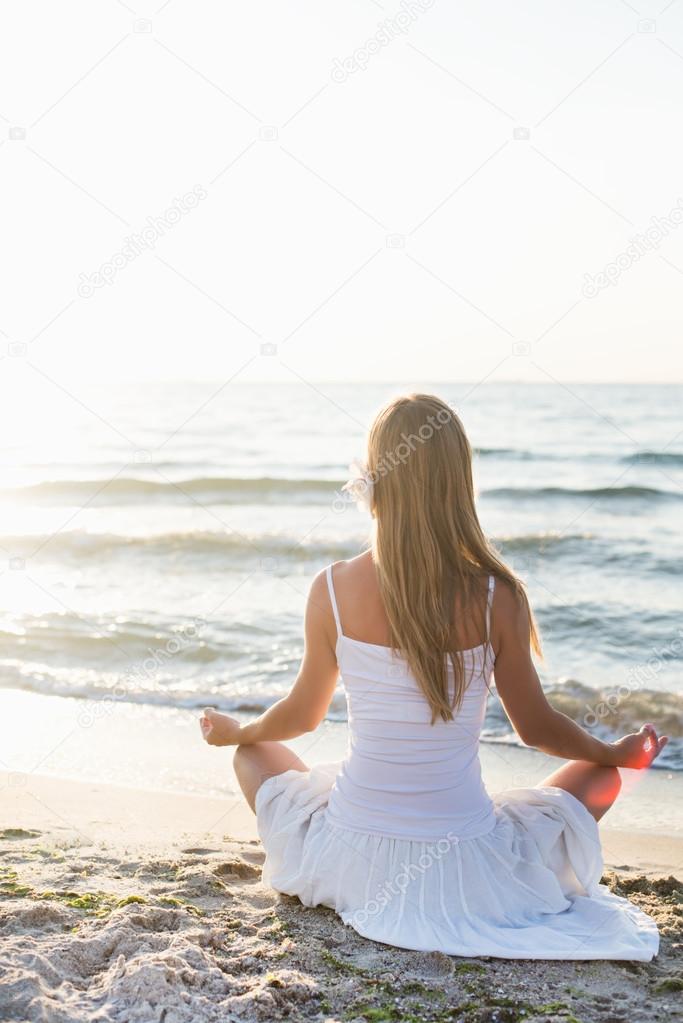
{"left": 341, "top": 459, "right": 374, "bottom": 512}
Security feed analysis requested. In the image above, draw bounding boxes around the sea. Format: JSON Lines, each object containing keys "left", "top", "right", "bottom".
{"left": 1, "top": 380, "right": 682, "bottom": 788}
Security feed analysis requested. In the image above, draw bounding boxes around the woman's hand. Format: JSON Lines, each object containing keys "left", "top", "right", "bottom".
{"left": 609, "top": 724, "right": 668, "bottom": 769}
{"left": 200, "top": 708, "right": 243, "bottom": 746}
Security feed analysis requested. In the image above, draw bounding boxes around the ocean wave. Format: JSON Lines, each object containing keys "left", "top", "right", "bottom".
{"left": 484, "top": 680, "right": 683, "bottom": 770}
{"left": 0, "top": 612, "right": 280, "bottom": 668}
{"left": 497, "top": 535, "right": 683, "bottom": 577}
{"left": 4, "top": 527, "right": 607, "bottom": 566}
{"left": 14, "top": 527, "right": 683, "bottom": 580}
{"left": 3, "top": 668, "right": 681, "bottom": 770}
{"left": 8, "top": 669, "right": 682, "bottom": 737}
{"left": 482, "top": 484, "right": 678, "bottom": 501}
{"left": 495, "top": 532, "right": 593, "bottom": 553}
{"left": 4, "top": 616, "right": 682, "bottom": 731}
{"left": 535, "top": 603, "right": 683, "bottom": 653}
{"left": 1, "top": 476, "right": 341, "bottom": 505}
{"left": 474, "top": 447, "right": 535, "bottom": 459}
{"left": 2, "top": 529, "right": 362, "bottom": 563}
{"left": 0, "top": 670, "right": 347, "bottom": 721}
{"left": 622, "top": 450, "right": 683, "bottom": 466}
{"left": 4, "top": 476, "right": 681, "bottom": 508}
{"left": 3, "top": 568, "right": 680, "bottom": 684}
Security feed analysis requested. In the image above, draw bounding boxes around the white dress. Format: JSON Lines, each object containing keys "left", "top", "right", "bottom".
{"left": 255, "top": 567, "right": 659, "bottom": 960}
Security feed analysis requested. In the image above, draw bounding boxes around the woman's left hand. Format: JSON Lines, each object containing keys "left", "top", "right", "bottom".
{"left": 609, "top": 723, "right": 668, "bottom": 769}
{"left": 200, "top": 708, "right": 243, "bottom": 746}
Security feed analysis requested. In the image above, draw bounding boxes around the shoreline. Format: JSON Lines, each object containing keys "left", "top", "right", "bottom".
{"left": 2, "top": 687, "right": 682, "bottom": 840}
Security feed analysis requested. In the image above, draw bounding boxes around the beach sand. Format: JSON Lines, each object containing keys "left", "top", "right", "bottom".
{"left": 1, "top": 774, "right": 682, "bottom": 1023}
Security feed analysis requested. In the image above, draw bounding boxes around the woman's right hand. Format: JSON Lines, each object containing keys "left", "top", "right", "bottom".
{"left": 609, "top": 724, "right": 668, "bottom": 769}
{"left": 200, "top": 707, "right": 243, "bottom": 746}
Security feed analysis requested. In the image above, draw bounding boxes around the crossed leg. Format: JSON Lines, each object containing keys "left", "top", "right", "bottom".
{"left": 538, "top": 760, "right": 622, "bottom": 822}
{"left": 233, "top": 742, "right": 308, "bottom": 813}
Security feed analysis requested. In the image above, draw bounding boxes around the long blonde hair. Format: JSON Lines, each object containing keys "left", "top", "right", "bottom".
{"left": 367, "top": 393, "right": 541, "bottom": 723}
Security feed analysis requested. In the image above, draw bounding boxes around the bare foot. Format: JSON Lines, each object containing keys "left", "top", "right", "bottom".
{"left": 200, "top": 708, "right": 242, "bottom": 746}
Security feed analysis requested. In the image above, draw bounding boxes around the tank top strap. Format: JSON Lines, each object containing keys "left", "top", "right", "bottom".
{"left": 326, "top": 564, "right": 342, "bottom": 638}
{"left": 485, "top": 574, "right": 495, "bottom": 644}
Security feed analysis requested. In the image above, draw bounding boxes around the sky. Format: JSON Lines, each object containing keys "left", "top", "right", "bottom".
{"left": 1, "top": 0, "right": 683, "bottom": 392}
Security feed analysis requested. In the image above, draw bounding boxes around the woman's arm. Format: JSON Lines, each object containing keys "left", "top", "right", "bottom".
{"left": 492, "top": 582, "right": 667, "bottom": 769}
{"left": 203, "top": 571, "right": 339, "bottom": 746}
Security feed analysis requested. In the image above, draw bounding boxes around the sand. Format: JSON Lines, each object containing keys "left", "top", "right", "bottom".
{"left": 1, "top": 775, "right": 683, "bottom": 1023}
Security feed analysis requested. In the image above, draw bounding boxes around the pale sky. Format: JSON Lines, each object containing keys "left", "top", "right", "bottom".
{"left": 1, "top": 0, "right": 683, "bottom": 391}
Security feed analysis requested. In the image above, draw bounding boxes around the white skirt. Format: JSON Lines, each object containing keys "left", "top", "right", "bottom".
{"left": 255, "top": 762, "right": 659, "bottom": 961}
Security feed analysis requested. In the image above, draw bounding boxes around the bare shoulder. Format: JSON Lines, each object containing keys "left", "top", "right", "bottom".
{"left": 491, "top": 577, "right": 531, "bottom": 645}
{"left": 309, "top": 553, "right": 371, "bottom": 615}
{"left": 306, "top": 569, "right": 339, "bottom": 651}
{"left": 309, "top": 566, "right": 333, "bottom": 611}
{"left": 330, "top": 550, "right": 373, "bottom": 580}
{"left": 492, "top": 577, "right": 523, "bottom": 613}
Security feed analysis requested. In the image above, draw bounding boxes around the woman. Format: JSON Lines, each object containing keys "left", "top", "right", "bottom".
{"left": 201, "top": 393, "right": 665, "bottom": 960}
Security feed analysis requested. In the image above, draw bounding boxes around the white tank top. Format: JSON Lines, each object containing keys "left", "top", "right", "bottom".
{"left": 324, "top": 566, "right": 496, "bottom": 841}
